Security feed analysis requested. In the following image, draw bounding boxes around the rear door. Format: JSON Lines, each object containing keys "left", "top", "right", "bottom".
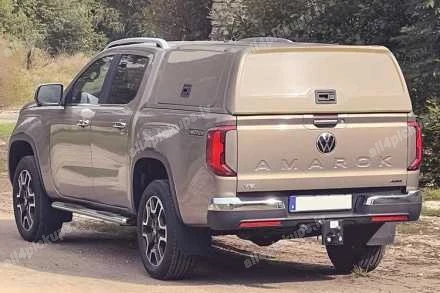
{"left": 90, "top": 54, "right": 151, "bottom": 207}
{"left": 232, "top": 47, "right": 412, "bottom": 193}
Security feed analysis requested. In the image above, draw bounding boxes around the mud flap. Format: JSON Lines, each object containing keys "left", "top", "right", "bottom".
{"left": 178, "top": 226, "right": 213, "bottom": 256}
{"left": 367, "top": 223, "right": 397, "bottom": 246}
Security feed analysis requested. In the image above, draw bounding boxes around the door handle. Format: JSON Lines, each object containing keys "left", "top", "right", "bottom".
{"left": 313, "top": 119, "right": 339, "bottom": 128}
{"left": 76, "top": 120, "right": 90, "bottom": 128}
{"left": 112, "top": 121, "right": 127, "bottom": 130}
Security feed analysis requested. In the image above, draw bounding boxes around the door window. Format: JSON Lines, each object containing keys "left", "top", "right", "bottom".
{"left": 68, "top": 56, "right": 114, "bottom": 105}
{"left": 106, "top": 55, "right": 150, "bottom": 105}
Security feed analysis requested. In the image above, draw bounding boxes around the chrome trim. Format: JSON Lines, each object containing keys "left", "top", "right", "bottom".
{"left": 112, "top": 121, "right": 127, "bottom": 130}
{"left": 52, "top": 202, "right": 133, "bottom": 225}
{"left": 209, "top": 197, "right": 285, "bottom": 212}
{"left": 365, "top": 190, "right": 421, "bottom": 206}
{"left": 105, "top": 37, "right": 169, "bottom": 49}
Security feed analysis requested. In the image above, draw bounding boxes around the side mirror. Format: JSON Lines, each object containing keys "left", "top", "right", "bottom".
{"left": 34, "top": 83, "right": 63, "bottom": 106}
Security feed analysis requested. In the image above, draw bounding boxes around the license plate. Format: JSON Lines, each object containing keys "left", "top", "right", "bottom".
{"left": 288, "top": 194, "right": 352, "bottom": 213}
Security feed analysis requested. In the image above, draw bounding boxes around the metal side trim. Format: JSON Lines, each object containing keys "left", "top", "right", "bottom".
{"left": 209, "top": 197, "right": 286, "bottom": 211}
{"left": 52, "top": 202, "right": 135, "bottom": 225}
{"left": 365, "top": 190, "right": 421, "bottom": 206}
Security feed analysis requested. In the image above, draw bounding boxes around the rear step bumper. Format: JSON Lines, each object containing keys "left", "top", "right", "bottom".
{"left": 207, "top": 190, "right": 422, "bottom": 231}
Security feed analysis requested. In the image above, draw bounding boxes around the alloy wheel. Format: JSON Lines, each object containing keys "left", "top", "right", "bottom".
{"left": 16, "top": 170, "right": 36, "bottom": 231}
{"left": 141, "top": 195, "right": 167, "bottom": 267}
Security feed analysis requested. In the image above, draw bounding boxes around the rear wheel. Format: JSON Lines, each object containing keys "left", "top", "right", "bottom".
{"left": 326, "top": 244, "right": 385, "bottom": 273}
{"left": 12, "top": 156, "right": 71, "bottom": 242}
{"left": 137, "top": 180, "right": 209, "bottom": 280}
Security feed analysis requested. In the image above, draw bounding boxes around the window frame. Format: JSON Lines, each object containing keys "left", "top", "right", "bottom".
{"left": 64, "top": 55, "right": 118, "bottom": 106}
{"left": 105, "top": 54, "right": 152, "bottom": 106}
{"left": 64, "top": 52, "right": 152, "bottom": 107}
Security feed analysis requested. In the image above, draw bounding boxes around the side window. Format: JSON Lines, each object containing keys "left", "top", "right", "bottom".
{"left": 68, "top": 56, "right": 114, "bottom": 105}
{"left": 106, "top": 55, "right": 150, "bottom": 105}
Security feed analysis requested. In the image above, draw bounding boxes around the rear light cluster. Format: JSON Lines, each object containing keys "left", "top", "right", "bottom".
{"left": 239, "top": 220, "right": 281, "bottom": 229}
{"left": 206, "top": 126, "right": 236, "bottom": 177}
{"left": 238, "top": 215, "right": 409, "bottom": 229}
{"left": 407, "top": 121, "right": 423, "bottom": 171}
{"left": 371, "top": 215, "right": 409, "bottom": 223}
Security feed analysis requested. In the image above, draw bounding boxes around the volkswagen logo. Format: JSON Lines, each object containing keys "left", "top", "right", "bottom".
{"left": 317, "top": 133, "right": 336, "bottom": 154}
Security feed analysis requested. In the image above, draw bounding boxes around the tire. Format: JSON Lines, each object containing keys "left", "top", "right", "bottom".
{"left": 249, "top": 235, "right": 281, "bottom": 247}
{"left": 137, "top": 180, "right": 208, "bottom": 280}
{"left": 326, "top": 244, "right": 385, "bottom": 273}
{"left": 12, "top": 156, "right": 71, "bottom": 242}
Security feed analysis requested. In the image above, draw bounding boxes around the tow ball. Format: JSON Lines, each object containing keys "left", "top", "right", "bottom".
{"left": 321, "top": 220, "right": 344, "bottom": 246}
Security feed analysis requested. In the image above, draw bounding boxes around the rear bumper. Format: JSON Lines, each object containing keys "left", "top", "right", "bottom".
{"left": 207, "top": 190, "right": 422, "bottom": 231}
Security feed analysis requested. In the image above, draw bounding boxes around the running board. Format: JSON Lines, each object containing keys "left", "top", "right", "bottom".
{"left": 52, "top": 202, "right": 135, "bottom": 225}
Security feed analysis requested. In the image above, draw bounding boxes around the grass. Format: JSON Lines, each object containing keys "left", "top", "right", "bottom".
{"left": 422, "top": 207, "right": 440, "bottom": 217}
{"left": 351, "top": 266, "right": 370, "bottom": 278}
{"left": 0, "top": 37, "right": 88, "bottom": 108}
{"left": 0, "top": 122, "right": 15, "bottom": 140}
{"left": 423, "top": 188, "right": 440, "bottom": 201}
{"left": 0, "top": 122, "right": 15, "bottom": 173}
{"left": 399, "top": 220, "right": 430, "bottom": 235}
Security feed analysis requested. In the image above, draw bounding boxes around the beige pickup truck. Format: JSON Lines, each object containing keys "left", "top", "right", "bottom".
{"left": 9, "top": 37, "right": 422, "bottom": 280}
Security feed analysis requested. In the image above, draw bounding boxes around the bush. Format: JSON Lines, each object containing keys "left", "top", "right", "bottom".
{"left": 421, "top": 100, "right": 440, "bottom": 186}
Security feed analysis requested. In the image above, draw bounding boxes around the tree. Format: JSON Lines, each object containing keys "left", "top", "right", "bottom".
{"left": 393, "top": 0, "right": 440, "bottom": 113}
{"left": 145, "top": 0, "right": 212, "bottom": 40}
{"left": 98, "top": 0, "right": 152, "bottom": 40}
{"left": 422, "top": 100, "right": 440, "bottom": 186}
{"left": 34, "top": 0, "right": 107, "bottom": 54}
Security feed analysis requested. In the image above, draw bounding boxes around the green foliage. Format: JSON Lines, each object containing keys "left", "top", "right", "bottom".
{"left": 0, "top": 0, "right": 212, "bottom": 52}
{"left": 97, "top": 0, "right": 152, "bottom": 40}
{"left": 36, "top": 0, "right": 107, "bottom": 54}
{"left": 421, "top": 100, "right": 440, "bottom": 186}
{"left": 144, "top": 0, "right": 212, "bottom": 40}
{"left": 0, "top": 0, "right": 106, "bottom": 54}
{"left": 0, "top": 0, "right": 44, "bottom": 46}
{"left": 393, "top": 0, "right": 440, "bottom": 114}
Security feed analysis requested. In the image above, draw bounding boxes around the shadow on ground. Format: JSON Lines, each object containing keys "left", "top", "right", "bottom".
{"left": 0, "top": 219, "right": 335, "bottom": 287}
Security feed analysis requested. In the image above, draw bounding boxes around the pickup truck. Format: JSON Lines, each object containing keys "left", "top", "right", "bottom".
{"left": 9, "top": 37, "right": 423, "bottom": 280}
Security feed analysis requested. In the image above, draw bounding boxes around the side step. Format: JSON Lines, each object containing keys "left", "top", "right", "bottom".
{"left": 52, "top": 202, "right": 135, "bottom": 225}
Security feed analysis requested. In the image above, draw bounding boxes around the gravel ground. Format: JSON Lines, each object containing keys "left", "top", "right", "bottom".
{"left": 0, "top": 174, "right": 439, "bottom": 293}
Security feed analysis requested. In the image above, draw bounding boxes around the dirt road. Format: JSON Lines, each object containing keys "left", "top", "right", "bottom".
{"left": 0, "top": 175, "right": 439, "bottom": 293}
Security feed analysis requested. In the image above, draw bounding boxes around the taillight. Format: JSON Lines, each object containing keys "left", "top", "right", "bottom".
{"left": 371, "top": 215, "right": 409, "bottom": 223}
{"left": 206, "top": 126, "right": 236, "bottom": 177}
{"left": 408, "top": 121, "right": 423, "bottom": 171}
{"left": 239, "top": 220, "right": 282, "bottom": 229}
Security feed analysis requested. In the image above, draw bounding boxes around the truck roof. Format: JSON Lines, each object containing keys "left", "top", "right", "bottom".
{"left": 103, "top": 37, "right": 388, "bottom": 53}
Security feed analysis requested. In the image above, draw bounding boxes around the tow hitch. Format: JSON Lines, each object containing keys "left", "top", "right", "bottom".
{"left": 321, "top": 220, "right": 344, "bottom": 246}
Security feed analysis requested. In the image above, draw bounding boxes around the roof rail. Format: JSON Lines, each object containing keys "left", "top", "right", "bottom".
{"left": 238, "top": 37, "right": 293, "bottom": 44}
{"left": 105, "top": 38, "right": 169, "bottom": 49}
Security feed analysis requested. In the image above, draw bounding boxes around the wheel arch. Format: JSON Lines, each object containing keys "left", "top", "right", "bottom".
{"left": 131, "top": 150, "right": 183, "bottom": 222}
{"left": 8, "top": 134, "right": 41, "bottom": 185}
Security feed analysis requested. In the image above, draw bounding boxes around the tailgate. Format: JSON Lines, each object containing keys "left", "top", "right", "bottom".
{"left": 236, "top": 114, "right": 409, "bottom": 193}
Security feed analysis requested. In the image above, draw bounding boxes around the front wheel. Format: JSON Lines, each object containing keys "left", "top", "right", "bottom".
{"left": 326, "top": 244, "right": 385, "bottom": 273}
{"left": 12, "top": 156, "right": 71, "bottom": 242}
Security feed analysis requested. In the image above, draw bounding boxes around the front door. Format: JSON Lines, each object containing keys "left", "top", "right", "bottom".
{"left": 50, "top": 106, "right": 93, "bottom": 198}
{"left": 50, "top": 55, "right": 115, "bottom": 200}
